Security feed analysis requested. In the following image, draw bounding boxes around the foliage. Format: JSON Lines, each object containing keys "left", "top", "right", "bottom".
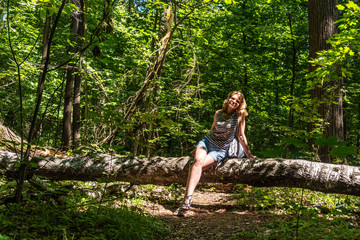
{"left": 0, "top": 203, "right": 168, "bottom": 239}
{"left": 230, "top": 186, "right": 360, "bottom": 239}
{"left": 0, "top": 179, "right": 169, "bottom": 239}
{"left": 1, "top": 0, "right": 360, "bottom": 238}
{"left": 1, "top": 0, "right": 359, "bottom": 162}
{"left": 1, "top": 174, "right": 360, "bottom": 239}
{"left": 299, "top": 0, "right": 360, "bottom": 163}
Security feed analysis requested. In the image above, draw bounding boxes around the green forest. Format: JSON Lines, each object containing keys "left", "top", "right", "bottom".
{"left": 1, "top": 0, "right": 360, "bottom": 239}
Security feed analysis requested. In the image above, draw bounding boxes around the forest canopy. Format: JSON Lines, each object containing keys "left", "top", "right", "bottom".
{"left": 0, "top": 0, "right": 359, "bottom": 164}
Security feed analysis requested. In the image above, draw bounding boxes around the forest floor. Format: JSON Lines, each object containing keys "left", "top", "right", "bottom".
{"left": 131, "top": 184, "right": 293, "bottom": 240}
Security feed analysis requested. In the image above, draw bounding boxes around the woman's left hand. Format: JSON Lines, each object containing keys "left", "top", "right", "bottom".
{"left": 191, "top": 149, "right": 196, "bottom": 157}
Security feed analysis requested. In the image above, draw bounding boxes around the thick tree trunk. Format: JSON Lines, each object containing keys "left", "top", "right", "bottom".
{"left": 308, "top": 0, "right": 344, "bottom": 163}
{"left": 1, "top": 150, "right": 359, "bottom": 196}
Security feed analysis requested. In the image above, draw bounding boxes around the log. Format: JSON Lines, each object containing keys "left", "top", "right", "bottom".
{"left": 1, "top": 150, "right": 360, "bottom": 196}
{"left": 0, "top": 124, "right": 23, "bottom": 152}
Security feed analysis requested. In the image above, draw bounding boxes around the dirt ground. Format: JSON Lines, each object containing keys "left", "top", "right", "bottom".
{"left": 136, "top": 184, "right": 289, "bottom": 240}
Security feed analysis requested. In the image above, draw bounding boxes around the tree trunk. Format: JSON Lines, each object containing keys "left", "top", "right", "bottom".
{"left": 1, "top": 150, "right": 360, "bottom": 197}
{"left": 308, "top": 0, "right": 344, "bottom": 163}
{"left": 83, "top": 0, "right": 89, "bottom": 144}
{"left": 62, "top": 69, "right": 74, "bottom": 150}
{"left": 72, "top": 0, "right": 85, "bottom": 147}
{"left": 73, "top": 72, "right": 81, "bottom": 146}
{"left": 0, "top": 124, "right": 23, "bottom": 152}
{"left": 62, "top": 0, "right": 85, "bottom": 149}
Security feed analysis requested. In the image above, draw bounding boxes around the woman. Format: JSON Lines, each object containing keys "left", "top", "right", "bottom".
{"left": 174, "top": 90, "right": 256, "bottom": 216}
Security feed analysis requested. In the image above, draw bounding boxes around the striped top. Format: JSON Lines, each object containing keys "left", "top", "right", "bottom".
{"left": 205, "top": 110, "right": 238, "bottom": 150}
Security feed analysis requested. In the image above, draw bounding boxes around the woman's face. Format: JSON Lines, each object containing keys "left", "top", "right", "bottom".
{"left": 228, "top": 94, "right": 241, "bottom": 110}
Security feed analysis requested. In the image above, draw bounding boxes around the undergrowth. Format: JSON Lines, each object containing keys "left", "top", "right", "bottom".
{"left": 230, "top": 185, "right": 360, "bottom": 239}
{"left": 1, "top": 176, "right": 359, "bottom": 240}
{"left": 0, "top": 179, "right": 169, "bottom": 240}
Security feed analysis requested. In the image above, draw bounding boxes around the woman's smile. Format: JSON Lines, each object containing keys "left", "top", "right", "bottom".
{"left": 228, "top": 95, "right": 241, "bottom": 109}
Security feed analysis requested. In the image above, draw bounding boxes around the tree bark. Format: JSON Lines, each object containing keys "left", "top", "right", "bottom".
{"left": 1, "top": 150, "right": 359, "bottom": 196}
{"left": 62, "top": 69, "right": 74, "bottom": 150}
{"left": 83, "top": 0, "right": 89, "bottom": 144}
{"left": 72, "top": 0, "right": 85, "bottom": 147}
{"left": 308, "top": 0, "right": 344, "bottom": 163}
{"left": 62, "top": 0, "right": 85, "bottom": 149}
{"left": 73, "top": 72, "right": 82, "bottom": 146}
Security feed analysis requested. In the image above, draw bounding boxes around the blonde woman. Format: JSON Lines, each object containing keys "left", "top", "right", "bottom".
{"left": 174, "top": 91, "right": 256, "bottom": 216}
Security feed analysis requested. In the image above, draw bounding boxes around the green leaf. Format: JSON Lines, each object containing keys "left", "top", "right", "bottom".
{"left": 282, "top": 137, "right": 307, "bottom": 148}
{"left": 29, "top": 162, "right": 38, "bottom": 168}
{"left": 330, "top": 145, "right": 357, "bottom": 158}
{"left": 39, "top": 8, "right": 46, "bottom": 18}
{"left": 337, "top": 4, "right": 345, "bottom": 11}
{"left": 315, "top": 136, "right": 339, "bottom": 146}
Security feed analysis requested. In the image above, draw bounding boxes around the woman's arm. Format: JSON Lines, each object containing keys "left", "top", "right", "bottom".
{"left": 209, "top": 110, "right": 220, "bottom": 132}
{"left": 236, "top": 114, "right": 256, "bottom": 158}
{"left": 191, "top": 110, "right": 220, "bottom": 157}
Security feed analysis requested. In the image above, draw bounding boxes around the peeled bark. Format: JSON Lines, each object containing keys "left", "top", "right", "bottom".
{"left": 1, "top": 150, "right": 359, "bottom": 196}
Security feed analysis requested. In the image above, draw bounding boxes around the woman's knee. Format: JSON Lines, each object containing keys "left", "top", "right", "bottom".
{"left": 193, "top": 156, "right": 206, "bottom": 167}
{"left": 194, "top": 155, "right": 215, "bottom": 168}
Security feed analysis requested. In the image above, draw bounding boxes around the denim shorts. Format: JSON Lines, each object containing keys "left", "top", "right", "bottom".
{"left": 196, "top": 138, "right": 227, "bottom": 163}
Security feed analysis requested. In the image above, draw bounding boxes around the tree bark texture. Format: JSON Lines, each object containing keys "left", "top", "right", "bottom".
{"left": 1, "top": 150, "right": 360, "bottom": 196}
{"left": 308, "top": 0, "right": 344, "bottom": 163}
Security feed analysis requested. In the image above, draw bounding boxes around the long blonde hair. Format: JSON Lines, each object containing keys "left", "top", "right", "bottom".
{"left": 222, "top": 91, "right": 248, "bottom": 116}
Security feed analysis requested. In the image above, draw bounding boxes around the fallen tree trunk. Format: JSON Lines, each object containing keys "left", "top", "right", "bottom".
{"left": 0, "top": 124, "right": 23, "bottom": 152}
{"left": 1, "top": 150, "right": 360, "bottom": 196}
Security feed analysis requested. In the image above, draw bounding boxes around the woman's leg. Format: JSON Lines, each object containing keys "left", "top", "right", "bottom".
{"left": 173, "top": 147, "right": 216, "bottom": 215}
{"left": 183, "top": 147, "right": 215, "bottom": 203}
